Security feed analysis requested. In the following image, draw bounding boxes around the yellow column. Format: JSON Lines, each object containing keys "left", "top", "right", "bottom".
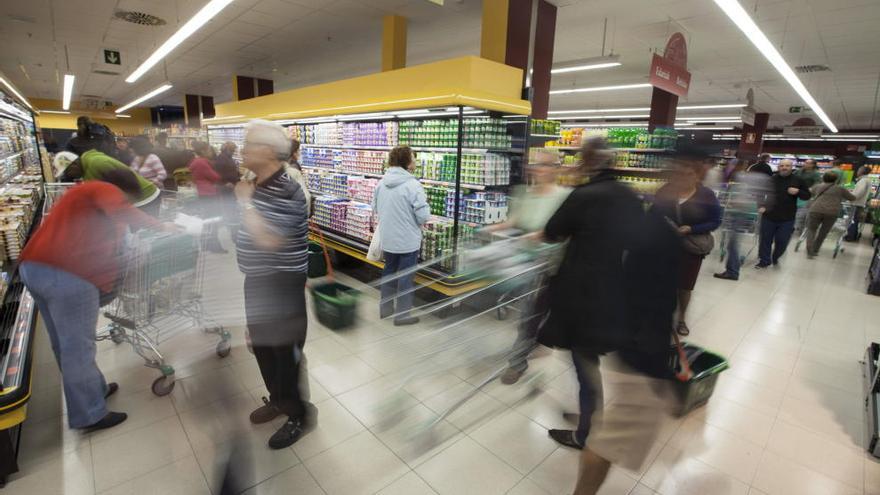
{"left": 480, "top": 0, "right": 509, "bottom": 63}
{"left": 232, "top": 75, "right": 239, "bottom": 101}
{"left": 382, "top": 15, "right": 407, "bottom": 72}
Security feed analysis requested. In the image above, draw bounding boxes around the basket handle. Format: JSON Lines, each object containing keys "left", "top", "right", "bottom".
{"left": 672, "top": 331, "right": 693, "bottom": 382}
{"left": 312, "top": 223, "right": 334, "bottom": 282}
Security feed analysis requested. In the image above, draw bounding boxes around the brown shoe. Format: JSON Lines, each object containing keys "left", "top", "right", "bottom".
{"left": 250, "top": 397, "right": 281, "bottom": 425}
{"left": 500, "top": 367, "right": 525, "bottom": 385}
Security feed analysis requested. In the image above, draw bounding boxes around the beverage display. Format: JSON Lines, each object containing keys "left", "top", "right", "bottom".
{"left": 530, "top": 119, "right": 561, "bottom": 136}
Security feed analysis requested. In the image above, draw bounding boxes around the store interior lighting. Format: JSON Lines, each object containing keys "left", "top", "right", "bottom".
{"left": 678, "top": 103, "right": 747, "bottom": 110}
{"left": 678, "top": 126, "right": 735, "bottom": 130}
{"left": 549, "top": 83, "right": 652, "bottom": 95}
{"left": 562, "top": 123, "right": 649, "bottom": 128}
{"left": 548, "top": 103, "right": 746, "bottom": 115}
{"left": 711, "top": 0, "right": 837, "bottom": 133}
{"left": 551, "top": 55, "right": 621, "bottom": 75}
{"left": 0, "top": 76, "right": 34, "bottom": 110}
{"left": 679, "top": 116, "right": 742, "bottom": 121}
{"left": 40, "top": 110, "right": 71, "bottom": 115}
{"left": 62, "top": 74, "right": 74, "bottom": 111}
{"left": 116, "top": 114, "right": 132, "bottom": 118}
{"left": 115, "top": 83, "right": 173, "bottom": 113}
{"left": 125, "top": 0, "right": 235, "bottom": 83}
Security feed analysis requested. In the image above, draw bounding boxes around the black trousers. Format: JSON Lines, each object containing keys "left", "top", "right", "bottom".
{"left": 244, "top": 272, "right": 308, "bottom": 419}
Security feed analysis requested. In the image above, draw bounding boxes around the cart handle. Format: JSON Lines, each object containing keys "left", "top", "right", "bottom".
{"left": 672, "top": 331, "right": 693, "bottom": 382}
{"left": 312, "top": 223, "right": 335, "bottom": 282}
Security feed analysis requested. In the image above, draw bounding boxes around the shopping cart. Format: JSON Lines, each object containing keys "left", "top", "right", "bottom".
{"left": 100, "top": 219, "right": 231, "bottom": 396}
{"left": 794, "top": 203, "right": 856, "bottom": 258}
{"left": 42, "top": 182, "right": 77, "bottom": 216}
{"left": 716, "top": 182, "right": 761, "bottom": 264}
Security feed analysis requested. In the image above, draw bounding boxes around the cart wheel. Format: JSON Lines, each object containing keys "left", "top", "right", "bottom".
{"left": 151, "top": 375, "right": 175, "bottom": 396}
{"left": 794, "top": 241, "right": 801, "bottom": 252}
{"left": 496, "top": 305, "right": 510, "bottom": 321}
{"left": 216, "top": 339, "right": 232, "bottom": 358}
{"left": 109, "top": 326, "right": 124, "bottom": 345}
{"left": 833, "top": 247, "right": 841, "bottom": 259}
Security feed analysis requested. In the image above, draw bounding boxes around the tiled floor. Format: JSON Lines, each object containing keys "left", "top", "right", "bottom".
{"left": 8, "top": 232, "right": 880, "bottom": 495}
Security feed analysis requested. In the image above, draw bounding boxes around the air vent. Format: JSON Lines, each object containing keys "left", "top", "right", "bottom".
{"left": 795, "top": 64, "right": 831, "bottom": 73}
{"left": 114, "top": 10, "right": 166, "bottom": 26}
{"left": 92, "top": 69, "right": 121, "bottom": 76}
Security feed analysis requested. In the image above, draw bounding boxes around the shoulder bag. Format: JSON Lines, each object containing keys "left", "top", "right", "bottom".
{"left": 676, "top": 200, "right": 714, "bottom": 256}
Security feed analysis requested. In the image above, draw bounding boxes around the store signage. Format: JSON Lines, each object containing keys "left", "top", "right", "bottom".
{"left": 783, "top": 125, "right": 823, "bottom": 137}
{"left": 740, "top": 108, "right": 756, "bottom": 126}
{"left": 426, "top": 0, "right": 444, "bottom": 4}
{"left": 649, "top": 33, "right": 691, "bottom": 97}
{"left": 789, "top": 106, "right": 802, "bottom": 113}
{"left": 745, "top": 132, "right": 756, "bottom": 144}
{"left": 104, "top": 49, "right": 121, "bottom": 65}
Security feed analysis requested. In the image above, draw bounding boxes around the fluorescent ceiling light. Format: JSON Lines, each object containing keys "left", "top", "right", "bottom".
{"left": 40, "top": 110, "right": 71, "bottom": 114}
{"left": 550, "top": 83, "right": 652, "bottom": 95}
{"left": 62, "top": 74, "right": 75, "bottom": 110}
{"left": 552, "top": 62, "right": 621, "bottom": 74}
{"left": 678, "top": 126, "right": 735, "bottom": 130}
{"left": 549, "top": 107, "right": 650, "bottom": 115}
{"left": 116, "top": 114, "right": 132, "bottom": 118}
{"left": 552, "top": 56, "right": 622, "bottom": 75}
{"left": 562, "top": 123, "right": 649, "bottom": 128}
{"left": 559, "top": 114, "right": 650, "bottom": 120}
{"left": 0, "top": 77, "right": 33, "bottom": 110}
{"left": 125, "top": 0, "right": 235, "bottom": 83}
{"left": 675, "top": 122, "right": 694, "bottom": 126}
{"left": 116, "top": 83, "right": 173, "bottom": 113}
{"left": 711, "top": 0, "right": 837, "bottom": 133}
{"left": 679, "top": 116, "right": 742, "bottom": 121}
{"left": 678, "top": 103, "right": 746, "bottom": 110}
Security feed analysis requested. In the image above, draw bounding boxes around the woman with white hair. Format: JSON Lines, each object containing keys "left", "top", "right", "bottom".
{"left": 234, "top": 119, "right": 312, "bottom": 450}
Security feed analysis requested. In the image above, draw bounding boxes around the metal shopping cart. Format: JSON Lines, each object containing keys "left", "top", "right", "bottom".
{"left": 42, "top": 182, "right": 77, "bottom": 216}
{"left": 100, "top": 222, "right": 231, "bottom": 396}
{"left": 794, "top": 203, "right": 856, "bottom": 258}
{"left": 716, "top": 182, "right": 761, "bottom": 264}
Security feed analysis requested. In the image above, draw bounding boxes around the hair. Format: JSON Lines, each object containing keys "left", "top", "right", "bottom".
{"left": 221, "top": 141, "right": 237, "bottom": 154}
{"left": 129, "top": 135, "right": 153, "bottom": 156}
{"left": 760, "top": 153, "right": 771, "bottom": 162}
{"left": 858, "top": 165, "right": 870, "bottom": 177}
{"left": 98, "top": 168, "right": 142, "bottom": 198}
{"left": 388, "top": 146, "right": 414, "bottom": 168}
{"left": 156, "top": 132, "right": 168, "bottom": 145}
{"left": 76, "top": 116, "right": 90, "bottom": 127}
{"left": 290, "top": 138, "right": 300, "bottom": 156}
{"left": 192, "top": 140, "right": 213, "bottom": 158}
{"left": 823, "top": 171, "right": 838, "bottom": 183}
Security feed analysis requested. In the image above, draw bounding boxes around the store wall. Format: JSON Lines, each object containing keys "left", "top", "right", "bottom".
{"left": 30, "top": 98, "right": 152, "bottom": 135}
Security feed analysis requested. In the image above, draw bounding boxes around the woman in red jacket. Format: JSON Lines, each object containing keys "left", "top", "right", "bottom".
{"left": 188, "top": 141, "right": 226, "bottom": 253}
{"left": 19, "top": 169, "right": 173, "bottom": 431}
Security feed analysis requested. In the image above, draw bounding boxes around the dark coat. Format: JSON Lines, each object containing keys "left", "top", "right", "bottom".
{"left": 651, "top": 184, "right": 722, "bottom": 234}
{"left": 539, "top": 171, "right": 645, "bottom": 354}
{"left": 762, "top": 173, "right": 811, "bottom": 222}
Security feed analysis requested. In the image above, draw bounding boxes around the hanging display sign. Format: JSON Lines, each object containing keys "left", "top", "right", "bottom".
{"left": 740, "top": 108, "right": 756, "bottom": 126}
{"left": 649, "top": 33, "right": 691, "bottom": 97}
{"left": 783, "top": 125, "right": 823, "bottom": 137}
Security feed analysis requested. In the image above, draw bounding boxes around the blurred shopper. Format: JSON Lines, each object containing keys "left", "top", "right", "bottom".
{"left": 747, "top": 153, "right": 773, "bottom": 176}
{"left": 491, "top": 152, "right": 570, "bottom": 384}
{"left": 714, "top": 166, "right": 772, "bottom": 281}
{"left": 373, "top": 145, "right": 430, "bottom": 326}
{"left": 794, "top": 159, "right": 822, "bottom": 232}
{"left": 115, "top": 138, "right": 134, "bottom": 166}
{"left": 845, "top": 165, "right": 873, "bottom": 242}
{"left": 805, "top": 171, "right": 856, "bottom": 258}
{"left": 189, "top": 141, "right": 226, "bottom": 253}
{"left": 66, "top": 116, "right": 104, "bottom": 155}
{"left": 19, "top": 170, "right": 173, "bottom": 431}
{"left": 651, "top": 160, "right": 721, "bottom": 336}
{"left": 60, "top": 148, "right": 162, "bottom": 216}
{"left": 128, "top": 136, "right": 167, "bottom": 188}
{"left": 235, "top": 119, "right": 311, "bottom": 449}
{"left": 214, "top": 141, "right": 242, "bottom": 236}
{"left": 286, "top": 139, "right": 311, "bottom": 215}
{"left": 756, "top": 159, "right": 811, "bottom": 268}
{"left": 153, "top": 132, "right": 190, "bottom": 191}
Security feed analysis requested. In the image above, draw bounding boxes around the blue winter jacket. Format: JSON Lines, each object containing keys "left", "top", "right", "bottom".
{"left": 373, "top": 167, "right": 430, "bottom": 254}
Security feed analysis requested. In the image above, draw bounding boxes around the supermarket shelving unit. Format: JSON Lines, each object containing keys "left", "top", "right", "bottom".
{"left": 0, "top": 94, "right": 46, "bottom": 485}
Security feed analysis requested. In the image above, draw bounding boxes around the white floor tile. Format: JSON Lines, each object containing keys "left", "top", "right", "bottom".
{"left": 691, "top": 396, "right": 776, "bottom": 447}
{"left": 416, "top": 436, "right": 522, "bottom": 495}
{"left": 666, "top": 416, "right": 763, "bottom": 484}
{"left": 304, "top": 430, "right": 409, "bottom": 495}
{"left": 97, "top": 455, "right": 210, "bottom": 495}
{"left": 371, "top": 403, "right": 462, "bottom": 468}
{"left": 764, "top": 419, "right": 864, "bottom": 489}
{"left": 310, "top": 355, "right": 381, "bottom": 395}
{"left": 291, "top": 398, "right": 365, "bottom": 460}
{"left": 192, "top": 429, "right": 301, "bottom": 494}
{"left": 527, "top": 447, "right": 579, "bottom": 495}
{"left": 376, "top": 472, "right": 437, "bottom": 495}
{"left": 640, "top": 444, "right": 751, "bottom": 495}
{"left": 751, "top": 451, "right": 861, "bottom": 495}
{"left": 6, "top": 446, "right": 94, "bottom": 495}
{"left": 242, "top": 464, "right": 324, "bottom": 495}
{"left": 470, "top": 409, "right": 557, "bottom": 474}
{"left": 170, "top": 366, "right": 248, "bottom": 414}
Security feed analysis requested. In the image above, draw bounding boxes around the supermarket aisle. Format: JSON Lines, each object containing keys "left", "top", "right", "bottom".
{"left": 8, "top": 235, "right": 880, "bottom": 495}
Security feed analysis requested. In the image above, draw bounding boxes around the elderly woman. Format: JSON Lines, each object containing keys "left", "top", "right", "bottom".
{"left": 234, "top": 119, "right": 311, "bottom": 450}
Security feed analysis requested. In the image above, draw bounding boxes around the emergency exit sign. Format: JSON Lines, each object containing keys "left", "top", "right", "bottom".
{"left": 104, "top": 49, "right": 121, "bottom": 65}
{"left": 789, "top": 106, "right": 803, "bottom": 113}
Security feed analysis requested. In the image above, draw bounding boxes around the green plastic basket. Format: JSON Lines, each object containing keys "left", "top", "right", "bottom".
{"left": 672, "top": 343, "right": 729, "bottom": 416}
{"left": 307, "top": 242, "right": 327, "bottom": 278}
{"left": 310, "top": 282, "right": 360, "bottom": 330}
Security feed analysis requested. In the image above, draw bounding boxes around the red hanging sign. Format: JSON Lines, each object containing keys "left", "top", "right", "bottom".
{"left": 649, "top": 33, "right": 691, "bottom": 97}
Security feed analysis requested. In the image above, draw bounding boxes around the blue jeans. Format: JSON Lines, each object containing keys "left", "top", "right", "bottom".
{"left": 572, "top": 349, "right": 603, "bottom": 446}
{"left": 725, "top": 229, "right": 741, "bottom": 277}
{"left": 759, "top": 219, "right": 795, "bottom": 265}
{"left": 380, "top": 251, "right": 419, "bottom": 319}
{"left": 20, "top": 262, "right": 108, "bottom": 428}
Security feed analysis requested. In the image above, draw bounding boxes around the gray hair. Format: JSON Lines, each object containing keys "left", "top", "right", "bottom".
{"left": 245, "top": 119, "right": 290, "bottom": 160}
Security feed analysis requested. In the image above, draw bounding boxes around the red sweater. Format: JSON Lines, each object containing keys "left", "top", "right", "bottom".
{"left": 189, "top": 157, "right": 220, "bottom": 197}
{"left": 21, "top": 182, "right": 159, "bottom": 293}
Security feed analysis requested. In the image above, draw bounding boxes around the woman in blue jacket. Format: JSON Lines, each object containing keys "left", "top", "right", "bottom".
{"left": 373, "top": 146, "right": 430, "bottom": 326}
{"left": 650, "top": 160, "right": 722, "bottom": 336}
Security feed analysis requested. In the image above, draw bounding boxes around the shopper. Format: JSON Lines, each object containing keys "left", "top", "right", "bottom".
{"left": 747, "top": 153, "right": 773, "bottom": 176}
{"left": 651, "top": 160, "right": 721, "bottom": 335}
{"left": 756, "top": 159, "right": 811, "bottom": 268}
{"left": 19, "top": 169, "right": 173, "bottom": 431}
{"left": 235, "top": 119, "right": 311, "bottom": 450}
{"left": 805, "top": 171, "right": 856, "bottom": 258}
{"left": 153, "top": 132, "right": 190, "bottom": 191}
{"left": 128, "top": 136, "right": 167, "bottom": 188}
{"left": 794, "top": 159, "right": 822, "bottom": 232}
{"left": 373, "top": 145, "right": 430, "bottom": 326}
{"left": 714, "top": 168, "right": 772, "bottom": 281}
{"left": 189, "top": 141, "right": 226, "bottom": 253}
{"left": 214, "top": 141, "right": 242, "bottom": 235}
{"left": 286, "top": 139, "right": 311, "bottom": 215}
{"left": 65, "top": 116, "right": 104, "bottom": 156}
{"left": 490, "top": 153, "right": 570, "bottom": 385}
{"left": 845, "top": 165, "right": 873, "bottom": 242}
{"left": 115, "top": 138, "right": 134, "bottom": 166}
{"left": 60, "top": 147, "right": 162, "bottom": 216}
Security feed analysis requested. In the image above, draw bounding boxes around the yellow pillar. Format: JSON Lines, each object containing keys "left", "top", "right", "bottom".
{"left": 480, "top": 0, "right": 509, "bottom": 63}
{"left": 382, "top": 15, "right": 407, "bottom": 72}
{"left": 232, "top": 75, "right": 240, "bottom": 101}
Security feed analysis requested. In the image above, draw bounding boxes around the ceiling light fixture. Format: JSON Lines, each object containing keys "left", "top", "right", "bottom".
{"left": 679, "top": 116, "right": 742, "bottom": 121}
{"left": 551, "top": 55, "right": 622, "bottom": 75}
{"left": 550, "top": 83, "right": 652, "bottom": 96}
{"left": 40, "top": 110, "right": 71, "bottom": 114}
{"left": 558, "top": 114, "right": 650, "bottom": 120}
{"left": 678, "top": 103, "right": 747, "bottom": 110}
{"left": 678, "top": 126, "right": 735, "bottom": 130}
{"left": 0, "top": 76, "right": 33, "bottom": 110}
{"left": 711, "top": 0, "right": 837, "bottom": 133}
{"left": 116, "top": 83, "right": 173, "bottom": 113}
{"left": 562, "top": 123, "right": 649, "bottom": 128}
{"left": 125, "top": 0, "right": 235, "bottom": 83}
{"left": 62, "top": 74, "right": 75, "bottom": 110}
{"left": 116, "top": 114, "right": 132, "bottom": 118}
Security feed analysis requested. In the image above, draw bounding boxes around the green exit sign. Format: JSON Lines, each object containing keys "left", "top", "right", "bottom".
{"left": 789, "top": 106, "right": 802, "bottom": 113}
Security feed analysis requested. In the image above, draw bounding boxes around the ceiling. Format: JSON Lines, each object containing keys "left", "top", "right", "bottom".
{"left": 1, "top": 0, "right": 879, "bottom": 130}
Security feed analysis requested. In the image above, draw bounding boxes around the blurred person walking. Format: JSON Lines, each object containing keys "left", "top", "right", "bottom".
{"left": 373, "top": 146, "right": 430, "bottom": 326}
{"left": 66, "top": 116, "right": 104, "bottom": 156}
{"left": 59, "top": 147, "right": 162, "bottom": 216}
{"left": 651, "top": 161, "right": 721, "bottom": 335}
{"left": 128, "top": 136, "right": 167, "bottom": 188}
{"left": 794, "top": 159, "right": 822, "bottom": 232}
{"left": 756, "top": 159, "right": 811, "bottom": 268}
{"left": 214, "top": 141, "right": 242, "bottom": 237}
{"left": 845, "top": 165, "right": 873, "bottom": 242}
{"left": 714, "top": 164, "right": 772, "bottom": 281}
{"left": 235, "top": 120, "right": 312, "bottom": 449}
{"left": 189, "top": 141, "right": 226, "bottom": 253}
{"left": 153, "top": 132, "right": 190, "bottom": 191}
{"left": 806, "top": 171, "right": 856, "bottom": 258}
{"left": 747, "top": 153, "right": 773, "bottom": 176}
{"left": 115, "top": 138, "right": 134, "bottom": 166}
{"left": 286, "top": 139, "right": 311, "bottom": 215}
{"left": 19, "top": 170, "right": 174, "bottom": 431}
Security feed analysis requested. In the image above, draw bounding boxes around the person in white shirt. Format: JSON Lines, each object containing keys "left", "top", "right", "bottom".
{"left": 846, "top": 165, "right": 873, "bottom": 242}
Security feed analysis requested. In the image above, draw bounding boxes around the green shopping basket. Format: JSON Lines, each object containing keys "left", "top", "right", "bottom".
{"left": 307, "top": 242, "right": 327, "bottom": 278}
{"left": 309, "top": 225, "right": 360, "bottom": 330}
{"left": 671, "top": 336, "right": 729, "bottom": 416}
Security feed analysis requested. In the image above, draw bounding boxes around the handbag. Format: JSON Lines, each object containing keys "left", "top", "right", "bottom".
{"left": 676, "top": 201, "right": 714, "bottom": 256}
{"left": 367, "top": 225, "right": 383, "bottom": 262}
